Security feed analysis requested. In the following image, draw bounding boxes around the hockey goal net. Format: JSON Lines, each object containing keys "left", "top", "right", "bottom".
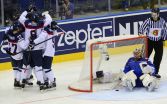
{"left": 68, "top": 35, "right": 147, "bottom": 92}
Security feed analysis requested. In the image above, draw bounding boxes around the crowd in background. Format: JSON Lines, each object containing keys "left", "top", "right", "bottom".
{"left": 1, "top": 0, "right": 167, "bottom": 26}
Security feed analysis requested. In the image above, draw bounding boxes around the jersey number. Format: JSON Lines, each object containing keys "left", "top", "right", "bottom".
{"left": 9, "top": 43, "right": 17, "bottom": 54}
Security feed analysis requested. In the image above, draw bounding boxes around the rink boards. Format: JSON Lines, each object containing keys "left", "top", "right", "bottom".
{"left": 1, "top": 8, "right": 167, "bottom": 70}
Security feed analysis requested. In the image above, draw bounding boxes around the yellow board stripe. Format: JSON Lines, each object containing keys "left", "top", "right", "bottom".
{"left": 0, "top": 52, "right": 85, "bottom": 71}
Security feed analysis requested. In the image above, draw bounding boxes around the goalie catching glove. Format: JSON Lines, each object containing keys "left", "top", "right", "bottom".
{"left": 140, "top": 74, "right": 160, "bottom": 91}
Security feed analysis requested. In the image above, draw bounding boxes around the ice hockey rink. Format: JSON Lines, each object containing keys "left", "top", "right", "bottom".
{"left": 0, "top": 48, "right": 167, "bottom": 104}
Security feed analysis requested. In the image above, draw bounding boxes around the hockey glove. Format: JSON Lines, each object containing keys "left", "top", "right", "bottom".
{"left": 5, "top": 50, "right": 15, "bottom": 56}
{"left": 30, "top": 30, "right": 37, "bottom": 41}
{"left": 26, "top": 5, "right": 37, "bottom": 13}
{"left": 28, "top": 41, "right": 35, "bottom": 50}
{"left": 42, "top": 11, "right": 49, "bottom": 16}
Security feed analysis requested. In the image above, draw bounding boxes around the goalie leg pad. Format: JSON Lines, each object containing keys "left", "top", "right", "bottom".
{"left": 125, "top": 79, "right": 134, "bottom": 91}
{"left": 122, "top": 70, "right": 137, "bottom": 88}
{"left": 140, "top": 74, "right": 160, "bottom": 91}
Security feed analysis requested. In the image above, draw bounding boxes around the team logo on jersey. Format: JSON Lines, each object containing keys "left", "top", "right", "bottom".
{"left": 152, "top": 30, "right": 159, "bottom": 36}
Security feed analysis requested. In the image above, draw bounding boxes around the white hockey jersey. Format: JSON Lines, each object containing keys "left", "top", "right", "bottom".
{"left": 41, "top": 28, "right": 57, "bottom": 57}
{"left": 2, "top": 28, "right": 29, "bottom": 60}
{"left": 18, "top": 11, "right": 52, "bottom": 50}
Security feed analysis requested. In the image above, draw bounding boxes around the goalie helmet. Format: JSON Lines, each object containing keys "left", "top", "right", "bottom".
{"left": 133, "top": 48, "right": 142, "bottom": 58}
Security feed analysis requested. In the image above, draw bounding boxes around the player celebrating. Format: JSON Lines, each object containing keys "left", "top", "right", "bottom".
{"left": 0, "top": 22, "right": 28, "bottom": 88}
{"left": 139, "top": 8, "right": 167, "bottom": 78}
{"left": 39, "top": 21, "right": 58, "bottom": 90}
{"left": 122, "top": 48, "right": 160, "bottom": 91}
{"left": 18, "top": 7, "right": 52, "bottom": 91}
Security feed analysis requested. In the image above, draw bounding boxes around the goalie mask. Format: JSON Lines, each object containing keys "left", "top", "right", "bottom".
{"left": 133, "top": 48, "right": 142, "bottom": 58}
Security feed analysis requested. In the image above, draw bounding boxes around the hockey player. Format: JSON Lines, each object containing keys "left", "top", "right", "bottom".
{"left": 37, "top": 21, "right": 58, "bottom": 90}
{"left": 122, "top": 48, "right": 160, "bottom": 91}
{"left": 18, "top": 8, "right": 52, "bottom": 91}
{"left": 0, "top": 22, "right": 28, "bottom": 88}
{"left": 139, "top": 8, "right": 167, "bottom": 78}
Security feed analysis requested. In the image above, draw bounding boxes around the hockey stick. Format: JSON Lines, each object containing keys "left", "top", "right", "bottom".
{"left": 14, "top": 32, "right": 64, "bottom": 55}
{"left": 56, "top": 25, "right": 67, "bottom": 34}
{"left": 0, "top": 40, "right": 4, "bottom": 48}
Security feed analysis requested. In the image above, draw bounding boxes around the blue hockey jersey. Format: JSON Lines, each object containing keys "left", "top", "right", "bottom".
{"left": 123, "top": 57, "right": 156, "bottom": 87}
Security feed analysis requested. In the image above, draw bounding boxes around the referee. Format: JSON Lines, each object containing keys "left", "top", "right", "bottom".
{"left": 139, "top": 8, "right": 167, "bottom": 78}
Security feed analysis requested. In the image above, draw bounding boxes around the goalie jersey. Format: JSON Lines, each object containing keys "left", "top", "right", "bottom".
{"left": 123, "top": 57, "right": 156, "bottom": 87}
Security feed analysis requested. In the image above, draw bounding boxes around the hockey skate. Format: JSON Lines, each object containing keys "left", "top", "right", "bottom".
{"left": 39, "top": 84, "right": 45, "bottom": 92}
{"left": 125, "top": 80, "right": 133, "bottom": 91}
{"left": 46, "top": 82, "right": 56, "bottom": 91}
{"left": 14, "top": 79, "right": 21, "bottom": 88}
{"left": 45, "top": 78, "right": 56, "bottom": 91}
{"left": 155, "top": 74, "right": 161, "bottom": 79}
{"left": 21, "top": 79, "right": 26, "bottom": 90}
{"left": 25, "top": 79, "right": 33, "bottom": 86}
{"left": 37, "top": 81, "right": 46, "bottom": 92}
{"left": 21, "top": 79, "right": 33, "bottom": 90}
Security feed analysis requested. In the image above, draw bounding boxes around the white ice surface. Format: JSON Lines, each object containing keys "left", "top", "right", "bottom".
{"left": 0, "top": 48, "right": 167, "bottom": 104}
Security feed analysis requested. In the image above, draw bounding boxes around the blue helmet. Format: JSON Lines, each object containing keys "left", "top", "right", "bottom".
{"left": 12, "top": 22, "right": 24, "bottom": 34}
{"left": 26, "top": 13, "right": 39, "bottom": 22}
{"left": 13, "top": 22, "right": 21, "bottom": 31}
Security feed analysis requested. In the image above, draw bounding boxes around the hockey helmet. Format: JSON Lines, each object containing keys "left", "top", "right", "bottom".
{"left": 133, "top": 48, "right": 142, "bottom": 58}
{"left": 51, "top": 21, "right": 58, "bottom": 30}
{"left": 26, "top": 13, "right": 39, "bottom": 22}
{"left": 12, "top": 22, "right": 22, "bottom": 33}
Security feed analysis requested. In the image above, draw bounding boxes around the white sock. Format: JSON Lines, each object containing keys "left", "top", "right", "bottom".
{"left": 13, "top": 68, "right": 18, "bottom": 78}
{"left": 26, "top": 66, "right": 33, "bottom": 79}
{"left": 44, "top": 69, "right": 55, "bottom": 83}
{"left": 35, "top": 66, "right": 44, "bottom": 84}
{"left": 21, "top": 65, "right": 29, "bottom": 80}
{"left": 43, "top": 70, "right": 47, "bottom": 81}
{"left": 16, "top": 69, "right": 21, "bottom": 81}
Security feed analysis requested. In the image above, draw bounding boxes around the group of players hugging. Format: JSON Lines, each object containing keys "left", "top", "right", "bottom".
{"left": 0, "top": 5, "right": 59, "bottom": 91}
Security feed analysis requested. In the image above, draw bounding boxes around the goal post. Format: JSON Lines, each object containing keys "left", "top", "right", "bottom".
{"left": 68, "top": 35, "right": 148, "bottom": 92}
